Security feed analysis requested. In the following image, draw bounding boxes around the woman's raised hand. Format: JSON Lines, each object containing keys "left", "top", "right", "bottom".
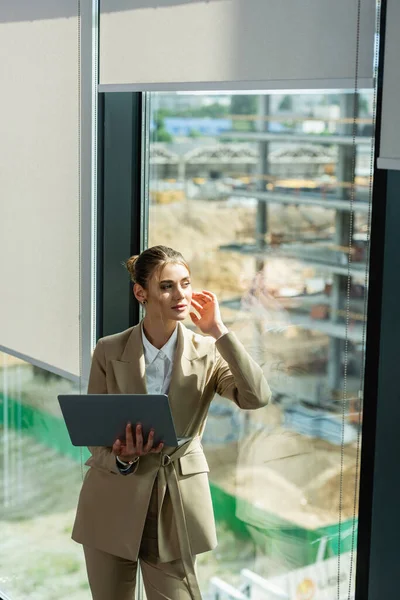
{"left": 112, "top": 423, "right": 164, "bottom": 461}
{"left": 190, "top": 290, "right": 228, "bottom": 339}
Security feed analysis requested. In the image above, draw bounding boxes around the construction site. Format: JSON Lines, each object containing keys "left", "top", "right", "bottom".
{"left": 147, "top": 94, "right": 371, "bottom": 597}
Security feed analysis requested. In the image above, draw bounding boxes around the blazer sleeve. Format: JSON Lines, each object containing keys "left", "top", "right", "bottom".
{"left": 85, "top": 339, "right": 139, "bottom": 476}
{"left": 212, "top": 331, "right": 272, "bottom": 409}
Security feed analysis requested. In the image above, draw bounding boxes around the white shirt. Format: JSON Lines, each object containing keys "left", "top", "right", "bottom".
{"left": 141, "top": 324, "right": 178, "bottom": 394}
{"left": 117, "top": 323, "right": 228, "bottom": 469}
{"left": 117, "top": 326, "right": 178, "bottom": 470}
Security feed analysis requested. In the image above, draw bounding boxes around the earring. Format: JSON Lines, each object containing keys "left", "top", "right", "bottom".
{"left": 142, "top": 300, "right": 147, "bottom": 305}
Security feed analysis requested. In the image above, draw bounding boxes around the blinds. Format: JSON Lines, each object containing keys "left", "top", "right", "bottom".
{"left": 0, "top": 2, "right": 82, "bottom": 380}
{"left": 378, "top": 0, "right": 400, "bottom": 170}
{"left": 99, "top": 0, "right": 376, "bottom": 90}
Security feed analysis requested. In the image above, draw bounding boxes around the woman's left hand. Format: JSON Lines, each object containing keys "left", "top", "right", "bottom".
{"left": 190, "top": 290, "right": 228, "bottom": 339}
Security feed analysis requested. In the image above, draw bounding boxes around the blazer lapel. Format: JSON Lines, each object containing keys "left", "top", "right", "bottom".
{"left": 110, "top": 321, "right": 210, "bottom": 435}
{"left": 167, "top": 322, "right": 209, "bottom": 435}
{"left": 110, "top": 323, "right": 147, "bottom": 394}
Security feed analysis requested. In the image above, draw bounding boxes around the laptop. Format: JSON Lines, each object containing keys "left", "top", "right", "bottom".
{"left": 58, "top": 393, "right": 191, "bottom": 448}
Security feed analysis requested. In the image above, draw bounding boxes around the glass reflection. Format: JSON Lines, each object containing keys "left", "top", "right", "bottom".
{"left": 149, "top": 90, "right": 371, "bottom": 599}
{"left": 0, "top": 353, "right": 89, "bottom": 599}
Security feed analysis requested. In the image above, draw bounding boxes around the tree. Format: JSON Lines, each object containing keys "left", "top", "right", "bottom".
{"left": 188, "top": 128, "right": 201, "bottom": 138}
{"left": 195, "top": 103, "right": 229, "bottom": 118}
{"left": 278, "top": 95, "right": 293, "bottom": 112}
{"left": 152, "top": 116, "right": 173, "bottom": 143}
{"left": 230, "top": 95, "right": 257, "bottom": 131}
{"left": 230, "top": 95, "right": 257, "bottom": 115}
{"left": 358, "top": 95, "right": 370, "bottom": 116}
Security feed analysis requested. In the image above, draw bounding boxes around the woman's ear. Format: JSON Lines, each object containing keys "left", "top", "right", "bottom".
{"left": 133, "top": 283, "right": 146, "bottom": 304}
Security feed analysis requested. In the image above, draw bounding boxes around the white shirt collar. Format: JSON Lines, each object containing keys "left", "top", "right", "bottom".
{"left": 141, "top": 323, "right": 178, "bottom": 365}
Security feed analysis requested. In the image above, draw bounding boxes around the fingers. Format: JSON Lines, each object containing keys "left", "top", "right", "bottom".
{"left": 117, "top": 424, "right": 164, "bottom": 459}
{"left": 150, "top": 442, "right": 164, "bottom": 454}
{"left": 189, "top": 312, "right": 199, "bottom": 323}
{"left": 192, "top": 291, "right": 215, "bottom": 308}
{"left": 202, "top": 293, "right": 217, "bottom": 306}
{"left": 195, "top": 290, "right": 214, "bottom": 301}
{"left": 192, "top": 297, "right": 207, "bottom": 307}
{"left": 190, "top": 298, "right": 203, "bottom": 311}
{"left": 135, "top": 423, "right": 143, "bottom": 455}
{"left": 112, "top": 438, "right": 122, "bottom": 455}
{"left": 122, "top": 422, "right": 135, "bottom": 459}
{"left": 192, "top": 292, "right": 209, "bottom": 302}
{"left": 144, "top": 429, "right": 155, "bottom": 453}
{"left": 144, "top": 430, "right": 164, "bottom": 454}
{"left": 125, "top": 422, "right": 134, "bottom": 447}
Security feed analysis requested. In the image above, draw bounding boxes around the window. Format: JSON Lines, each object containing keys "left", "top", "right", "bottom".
{"left": 148, "top": 90, "right": 373, "bottom": 598}
{"left": 0, "top": 353, "right": 90, "bottom": 598}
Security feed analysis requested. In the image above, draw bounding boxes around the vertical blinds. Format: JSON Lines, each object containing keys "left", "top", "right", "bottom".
{"left": 99, "top": 0, "right": 376, "bottom": 90}
{"left": 0, "top": 2, "right": 81, "bottom": 380}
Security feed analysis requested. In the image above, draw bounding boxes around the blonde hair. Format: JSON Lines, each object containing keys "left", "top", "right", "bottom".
{"left": 125, "top": 245, "right": 190, "bottom": 293}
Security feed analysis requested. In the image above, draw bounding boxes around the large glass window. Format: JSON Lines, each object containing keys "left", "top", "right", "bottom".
{"left": 0, "top": 353, "right": 90, "bottom": 599}
{"left": 149, "top": 90, "right": 373, "bottom": 598}
{"left": 0, "top": 88, "right": 373, "bottom": 599}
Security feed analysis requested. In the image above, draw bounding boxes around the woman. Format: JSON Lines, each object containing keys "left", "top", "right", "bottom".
{"left": 72, "top": 245, "right": 271, "bottom": 600}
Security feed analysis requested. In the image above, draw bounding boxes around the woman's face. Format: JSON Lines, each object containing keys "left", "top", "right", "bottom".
{"left": 145, "top": 262, "right": 192, "bottom": 323}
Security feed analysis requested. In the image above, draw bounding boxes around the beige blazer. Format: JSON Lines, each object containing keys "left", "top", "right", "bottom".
{"left": 72, "top": 320, "right": 271, "bottom": 593}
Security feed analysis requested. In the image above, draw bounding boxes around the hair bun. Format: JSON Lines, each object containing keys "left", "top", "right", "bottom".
{"left": 125, "top": 255, "right": 139, "bottom": 280}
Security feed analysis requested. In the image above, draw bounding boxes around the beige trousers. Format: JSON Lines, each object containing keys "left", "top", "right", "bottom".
{"left": 83, "top": 545, "right": 194, "bottom": 600}
{"left": 83, "top": 481, "right": 198, "bottom": 600}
